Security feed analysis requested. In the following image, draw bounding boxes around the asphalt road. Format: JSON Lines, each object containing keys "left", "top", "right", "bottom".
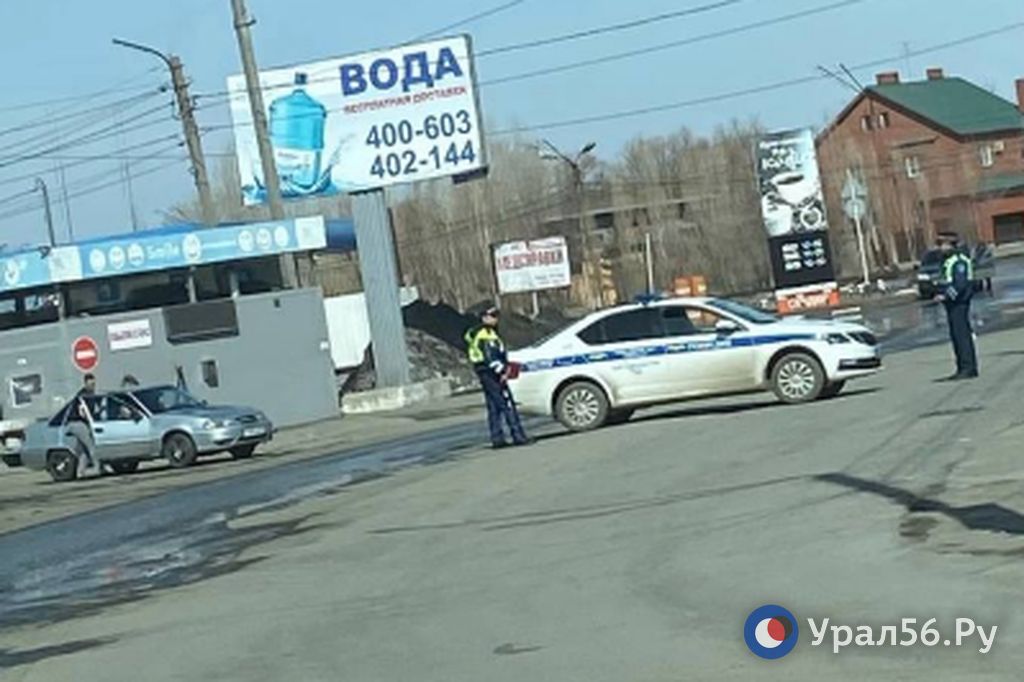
{"left": 4, "top": 265, "right": 1024, "bottom": 680}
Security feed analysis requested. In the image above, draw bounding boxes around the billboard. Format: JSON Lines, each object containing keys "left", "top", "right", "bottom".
{"left": 227, "top": 35, "right": 485, "bottom": 205}
{"left": 493, "top": 237, "right": 571, "bottom": 294}
{"left": 756, "top": 128, "right": 828, "bottom": 238}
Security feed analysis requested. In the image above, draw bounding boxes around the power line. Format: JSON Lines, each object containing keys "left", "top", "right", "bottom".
{"left": 0, "top": 67, "right": 164, "bottom": 114}
{"left": 477, "top": 0, "right": 746, "bottom": 57}
{"left": 0, "top": 91, "right": 171, "bottom": 158}
{"left": 192, "top": 0, "right": 753, "bottom": 105}
{"left": 0, "top": 101, "right": 174, "bottom": 169}
{"left": 0, "top": 134, "right": 182, "bottom": 190}
{"left": 414, "top": 0, "right": 527, "bottom": 41}
{"left": 0, "top": 154, "right": 187, "bottom": 224}
{"left": 480, "top": 0, "right": 871, "bottom": 88}
{"left": 491, "top": 20, "right": 1024, "bottom": 135}
{"left": 0, "top": 88, "right": 166, "bottom": 140}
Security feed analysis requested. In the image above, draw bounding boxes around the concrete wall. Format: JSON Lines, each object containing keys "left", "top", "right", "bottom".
{"left": 0, "top": 288, "right": 338, "bottom": 429}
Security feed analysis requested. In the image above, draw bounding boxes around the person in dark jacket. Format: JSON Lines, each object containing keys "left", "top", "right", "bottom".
{"left": 68, "top": 373, "right": 100, "bottom": 477}
{"left": 935, "top": 234, "right": 978, "bottom": 380}
{"left": 465, "top": 307, "right": 530, "bottom": 449}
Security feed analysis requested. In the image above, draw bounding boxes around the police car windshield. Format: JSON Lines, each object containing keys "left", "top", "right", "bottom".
{"left": 921, "top": 250, "right": 944, "bottom": 266}
{"left": 711, "top": 299, "right": 778, "bottom": 324}
{"left": 133, "top": 386, "right": 203, "bottom": 413}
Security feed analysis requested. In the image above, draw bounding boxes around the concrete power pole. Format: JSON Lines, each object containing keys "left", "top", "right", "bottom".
{"left": 112, "top": 39, "right": 216, "bottom": 227}
{"left": 34, "top": 178, "right": 56, "bottom": 247}
{"left": 228, "top": 0, "right": 299, "bottom": 288}
{"left": 170, "top": 56, "right": 216, "bottom": 227}
{"left": 229, "top": 0, "right": 284, "bottom": 221}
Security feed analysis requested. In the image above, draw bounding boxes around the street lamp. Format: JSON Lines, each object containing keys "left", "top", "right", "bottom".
{"left": 540, "top": 140, "right": 599, "bottom": 308}
{"left": 34, "top": 178, "right": 56, "bottom": 247}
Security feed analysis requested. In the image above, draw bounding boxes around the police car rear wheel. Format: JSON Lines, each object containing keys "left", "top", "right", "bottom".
{"left": 771, "top": 353, "right": 825, "bottom": 404}
{"left": 555, "top": 382, "right": 609, "bottom": 432}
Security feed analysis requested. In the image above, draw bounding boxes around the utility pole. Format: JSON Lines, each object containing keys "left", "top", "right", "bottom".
{"left": 34, "top": 178, "right": 56, "bottom": 247}
{"left": 229, "top": 0, "right": 284, "bottom": 221}
{"left": 112, "top": 39, "right": 216, "bottom": 227}
{"left": 541, "top": 140, "right": 599, "bottom": 308}
{"left": 228, "top": 0, "right": 299, "bottom": 289}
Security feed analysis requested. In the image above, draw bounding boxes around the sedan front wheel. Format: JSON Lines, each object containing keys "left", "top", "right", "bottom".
{"left": 771, "top": 352, "right": 825, "bottom": 404}
{"left": 163, "top": 433, "right": 198, "bottom": 469}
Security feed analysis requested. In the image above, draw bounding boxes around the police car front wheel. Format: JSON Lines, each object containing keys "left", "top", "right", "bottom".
{"left": 555, "top": 381, "right": 610, "bottom": 432}
{"left": 771, "top": 352, "right": 826, "bottom": 404}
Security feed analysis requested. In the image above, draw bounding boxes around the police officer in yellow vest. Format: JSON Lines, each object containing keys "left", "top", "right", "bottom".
{"left": 935, "top": 233, "right": 978, "bottom": 380}
{"left": 465, "top": 307, "right": 530, "bottom": 449}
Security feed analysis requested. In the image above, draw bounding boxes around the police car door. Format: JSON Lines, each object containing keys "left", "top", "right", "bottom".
{"left": 577, "top": 308, "right": 676, "bottom": 402}
{"left": 659, "top": 305, "right": 758, "bottom": 395}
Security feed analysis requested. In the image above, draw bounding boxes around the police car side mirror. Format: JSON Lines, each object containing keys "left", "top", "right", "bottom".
{"left": 715, "top": 319, "right": 742, "bottom": 335}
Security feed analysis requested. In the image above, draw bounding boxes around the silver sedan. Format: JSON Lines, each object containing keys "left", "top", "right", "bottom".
{"left": 20, "top": 385, "right": 274, "bottom": 482}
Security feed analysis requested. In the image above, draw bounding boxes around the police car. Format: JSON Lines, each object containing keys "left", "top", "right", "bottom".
{"left": 506, "top": 297, "right": 881, "bottom": 432}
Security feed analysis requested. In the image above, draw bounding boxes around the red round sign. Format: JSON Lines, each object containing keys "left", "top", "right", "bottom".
{"left": 72, "top": 336, "right": 100, "bottom": 372}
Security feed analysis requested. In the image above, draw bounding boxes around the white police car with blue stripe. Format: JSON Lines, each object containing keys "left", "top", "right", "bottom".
{"left": 505, "top": 297, "right": 881, "bottom": 432}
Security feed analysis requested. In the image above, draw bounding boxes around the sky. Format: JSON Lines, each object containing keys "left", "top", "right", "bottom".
{"left": 0, "top": 0, "right": 1021, "bottom": 248}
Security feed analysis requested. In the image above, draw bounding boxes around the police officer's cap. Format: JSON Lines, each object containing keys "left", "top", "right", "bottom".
{"left": 937, "top": 231, "right": 961, "bottom": 245}
{"left": 481, "top": 306, "right": 500, "bottom": 319}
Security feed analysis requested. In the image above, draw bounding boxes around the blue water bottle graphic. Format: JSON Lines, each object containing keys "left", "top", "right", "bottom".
{"left": 269, "top": 72, "right": 326, "bottom": 194}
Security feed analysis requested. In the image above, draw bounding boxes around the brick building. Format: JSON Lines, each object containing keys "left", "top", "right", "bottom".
{"left": 817, "top": 69, "right": 1024, "bottom": 272}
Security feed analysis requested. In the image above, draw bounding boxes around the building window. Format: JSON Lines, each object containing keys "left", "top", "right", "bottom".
{"left": 979, "top": 145, "right": 995, "bottom": 168}
{"left": 860, "top": 115, "right": 873, "bottom": 132}
{"left": 877, "top": 112, "right": 890, "bottom": 129}
{"left": 594, "top": 212, "right": 615, "bottom": 231}
{"left": 905, "top": 156, "right": 922, "bottom": 179}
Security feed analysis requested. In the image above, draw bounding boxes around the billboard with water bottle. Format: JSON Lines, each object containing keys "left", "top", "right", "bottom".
{"left": 227, "top": 35, "right": 486, "bottom": 205}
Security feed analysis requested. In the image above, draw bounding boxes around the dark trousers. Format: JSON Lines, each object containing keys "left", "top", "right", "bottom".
{"left": 945, "top": 302, "right": 978, "bottom": 376}
{"left": 478, "top": 370, "right": 527, "bottom": 445}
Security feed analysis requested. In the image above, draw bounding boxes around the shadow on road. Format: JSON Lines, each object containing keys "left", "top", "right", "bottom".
{"left": 816, "top": 472, "right": 1024, "bottom": 535}
{"left": 0, "top": 637, "right": 117, "bottom": 670}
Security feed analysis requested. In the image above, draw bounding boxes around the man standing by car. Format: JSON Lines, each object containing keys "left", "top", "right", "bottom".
{"left": 67, "top": 373, "right": 100, "bottom": 477}
{"left": 465, "top": 307, "right": 530, "bottom": 449}
{"left": 935, "top": 233, "right": 978, "bottom": 380}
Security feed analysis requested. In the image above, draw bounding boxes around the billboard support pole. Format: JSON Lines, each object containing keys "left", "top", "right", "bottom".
{"left": 352, "top": 189, "right": 411, "bottom": 388}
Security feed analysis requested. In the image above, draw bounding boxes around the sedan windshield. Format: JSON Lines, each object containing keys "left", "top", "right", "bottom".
{"left": 710, "top": 298, "right": 779, "bottom": 324}
{"left": 132, "top": 386, "right": 203, "bottom": 414}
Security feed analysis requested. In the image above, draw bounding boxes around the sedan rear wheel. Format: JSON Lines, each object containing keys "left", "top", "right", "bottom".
{"left": 555, "top": 381, "right": 609, "bottom": 432}
{"left": 771, "top": 352, "right": 825, "bottom": 404}
{"left": 163, "top": 433, "right": 198, "bottom": 469}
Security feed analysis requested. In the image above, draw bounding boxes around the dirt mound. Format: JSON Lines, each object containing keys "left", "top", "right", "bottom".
{"left": 341, "top": 328, "right": 476, "bottom": 395}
